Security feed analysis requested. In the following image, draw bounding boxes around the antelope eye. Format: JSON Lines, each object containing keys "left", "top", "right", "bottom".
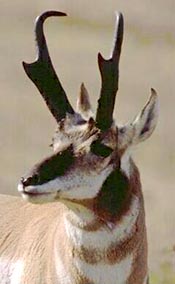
{"left": 91, "top": 139, "right": 113, "bottom": 158}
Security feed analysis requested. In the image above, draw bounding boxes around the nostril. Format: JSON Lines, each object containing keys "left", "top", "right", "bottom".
{"left": 20, "top": 177, "right": 27, "bottom": 186}
{"left": 20, "top": 177, "right": 29, "bottom": 187}
{"left": 20, "top": 175, "right": 38, "bottom": 187}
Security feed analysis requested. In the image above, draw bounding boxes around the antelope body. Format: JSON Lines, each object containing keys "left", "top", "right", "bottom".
{"left": 0, "top": 11, "right": 158, "bottom": 284}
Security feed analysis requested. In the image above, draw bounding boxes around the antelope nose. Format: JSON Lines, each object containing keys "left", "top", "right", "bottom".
{"left": 20, "top": 177, "right": 31, "bottom": 187}
{"left": 20, "top": 174, "right": 39, "bottom": 188}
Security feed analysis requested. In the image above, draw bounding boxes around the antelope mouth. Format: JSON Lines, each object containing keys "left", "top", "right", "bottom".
{"left": 22, "top": 191, "right": 51, "bottom": 196}
{"left": 18, "top": 182, "right": 58, "bottom": 203}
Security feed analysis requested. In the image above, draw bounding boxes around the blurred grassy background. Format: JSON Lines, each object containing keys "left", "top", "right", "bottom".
{"left": 0, "top": 0, "right": 174, "bottom": 281}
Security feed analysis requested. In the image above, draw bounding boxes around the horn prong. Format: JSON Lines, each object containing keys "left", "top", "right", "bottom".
{"left": 23, "top": 11, "right": 74, "bottom": 123}
{"left": 96, "top": 12, "right": 124, "bottom": 132}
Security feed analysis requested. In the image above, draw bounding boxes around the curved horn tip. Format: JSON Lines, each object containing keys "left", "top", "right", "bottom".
{"left": 36, "top": 11, "right": 67, "bottom": 23}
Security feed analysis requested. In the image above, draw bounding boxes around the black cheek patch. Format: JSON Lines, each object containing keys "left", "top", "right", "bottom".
{"left": 22, "top": 147, "right": 74, "bottom": 186}
{"left": 94, "top": 169, "right": 131, "bottom": 222}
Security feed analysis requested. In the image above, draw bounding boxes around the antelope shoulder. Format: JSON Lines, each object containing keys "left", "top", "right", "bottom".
{"left": 0, "top": 194, "right": 65, "bottom": 283}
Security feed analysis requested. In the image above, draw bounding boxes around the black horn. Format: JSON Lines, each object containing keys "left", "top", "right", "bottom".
{"left": 96, "top": 12, "right": 124, "bottom": 131}
{"left": 23, "top": 11, "right": 74, "bottom": 123}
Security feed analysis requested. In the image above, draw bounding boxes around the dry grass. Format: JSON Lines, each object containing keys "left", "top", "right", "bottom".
{"left": 0, "top": 1, "right": 174, "bottom": 281}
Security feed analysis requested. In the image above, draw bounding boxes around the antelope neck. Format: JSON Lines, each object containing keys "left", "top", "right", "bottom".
{"left": 68, "top": 167, "right": 133, "bottom": 227}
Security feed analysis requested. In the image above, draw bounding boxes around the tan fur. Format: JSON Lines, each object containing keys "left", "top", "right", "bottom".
{"left": 0, "top": 165, "right": 147, "bottom": 283}
{"left": 0, "top": 76, "right": 158, "bottom": 284}
{"left": 64, "top": 165, "right": 148, "bottom": 277}
{"left": 2, "top": 10, "right": 158, "bottom": 283}
{"left": 0, "top": 195, "right": 67, "bottom": 283}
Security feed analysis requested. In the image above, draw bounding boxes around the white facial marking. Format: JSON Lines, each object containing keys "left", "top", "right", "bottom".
{"left": 65, "top": 196, "right": 139, "bottom": 250}
{"left": 64, "top": 200, "right": 95, "bottom": 226}
{"left": 20, "top": 165, "right": 113, "bottom": 201}
{"left": 120, "top": 149, "right": 131, "bottom": 178}
{"left": 74, "top": 254, "right": 133, "bottom": 284}
{"left": 57, "top": 166, "right": 113, "bottom": 200}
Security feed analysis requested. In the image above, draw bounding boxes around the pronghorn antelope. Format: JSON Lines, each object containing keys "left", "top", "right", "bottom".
{"left": 0, "top": 11, "right": 158, "bottom": 284}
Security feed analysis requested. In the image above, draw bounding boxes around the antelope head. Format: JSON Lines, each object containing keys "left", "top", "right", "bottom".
{"left": 18, "top": 11, "right": 158, "bottom": 207}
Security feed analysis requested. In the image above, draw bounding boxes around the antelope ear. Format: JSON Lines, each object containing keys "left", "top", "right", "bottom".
{"left": 132, "top": 88, "right": 159, "bottom": 143}
{"left": 76, "top": 83, "right": 94, "bottom": 119}
{"left": 119, "top": 89, "right": 159, "bottom": 148}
